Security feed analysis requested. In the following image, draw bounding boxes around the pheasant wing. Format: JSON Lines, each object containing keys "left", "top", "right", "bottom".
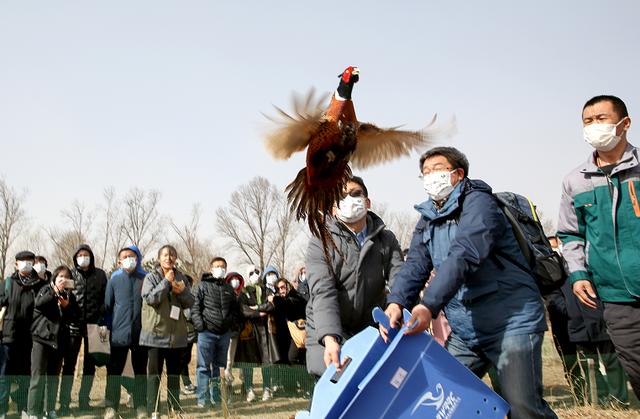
{"left": 350, "top": 115, "right": 456, "bottom": 169}
{"left": 262, "top": 89, "right": 330, "bottom": 160}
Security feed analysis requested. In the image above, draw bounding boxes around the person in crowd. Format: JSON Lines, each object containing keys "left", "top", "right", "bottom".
{"left": 263, "top": 266, "right": 291, "bottom": 389}
{"left": 140, "top": 245, "right": 194, "bottom": 418}
{"left": 558, "top": 95, "right": 640, "bottom": 399}
{"left": 263, "top": 267, "right": 279, "bottom": 297}
{"left": 237, "top": 265, "right": 279, "bottom": 402}
{"left": 273, "top": 278, "right": 312, "bottom": 397}
{"left": 294, "top": 267, "right": 309, "bottom": 301}
{"left": 191, "top": 257, "right": 239, "bottom": 410}
{"left": 179, "top": 275, "right": 197, "bottom": 398}
{"left": 382, "top": 147, "right": 556, "bottom": 418}
{"left": 103, "top": 246, "right": 148, "bottom": 419}
{"left": 27, "top": 265, "right": 78, "bottom": 419}
{"left": 58, "top": 244, "right": 108, "bottom": 412}
{"left": 306, "top": 175, "right": 403, "bottom": 377}
{"left": 33, "top": 256, "right": 50, "bottom": 282}
{"left": 0, "top": 251, "right": 43, "bottom": 418}
{"left": 223, "top": 272, "right": 245, "bottom": 391}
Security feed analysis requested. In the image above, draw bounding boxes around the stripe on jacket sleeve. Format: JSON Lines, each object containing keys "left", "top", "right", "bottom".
{"left": 557, "top": 175, "right": 589, "bottom": 277}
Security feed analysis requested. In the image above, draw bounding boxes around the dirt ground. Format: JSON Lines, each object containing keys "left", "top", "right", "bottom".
{"left": 7, "top": 332, "right": 640, "bottom": 418}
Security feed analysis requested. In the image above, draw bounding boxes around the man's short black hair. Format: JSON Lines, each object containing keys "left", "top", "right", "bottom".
{"left": 210, "top": 256, "right": 227, "bottom": 268}
{"left": 583, "top": 95, "right": 629, "bottom": 119}
{"left": 35, "top": 256, "right": 48, "bottom": 267}
{"left": 419, "top": 147, "right": 470, "bottom": 177}
{"left": 348, "top": 175, "right": 368, "bottom": 198}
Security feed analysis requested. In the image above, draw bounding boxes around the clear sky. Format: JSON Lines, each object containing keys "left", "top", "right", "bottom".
{"left": 1, "top": 1, "right": 639, "bottom": 237}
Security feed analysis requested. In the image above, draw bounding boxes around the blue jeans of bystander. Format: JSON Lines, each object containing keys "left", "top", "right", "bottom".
{"left": 196, "top": 330, "right": 231, "bottom": 406}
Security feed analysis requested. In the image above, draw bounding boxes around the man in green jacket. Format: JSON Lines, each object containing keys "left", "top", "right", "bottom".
{"left": 558, "top": 95, "right": 640, "bottom": 398}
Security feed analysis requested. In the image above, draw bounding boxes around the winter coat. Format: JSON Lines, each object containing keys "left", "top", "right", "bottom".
{"left": 305, "top": 211, "right": 403, "bottom": 376}
{"left": 71, "top": 244, "right": 108, "bottom": 335}
{"left": 235, "top": 284, "right": 279, "bottom": 365}
{"left": 274, "top": 289, "right": 307, "bottom": 322}
{"left": 105, "top": 246, "right": 146, "bottom": 347}
{"left": 297, "top": 279, "right": 310, "bottom": 301}
{"left": 31, "top": 282, "right": 78, "bottom": 349}
{"left": 191, "top": 273, "right": 240, "bottom": 335}
{"left": 558, "top": 144, "right": 640, "bottom": 302}
{"left": 388, "top": 179, "right": 547, "bottom": 347}
{"left": 0, "top": 271, "right": 44, "bottom": 344}
{"left": 139, "top": 267, "right": 195, "bottom": 348}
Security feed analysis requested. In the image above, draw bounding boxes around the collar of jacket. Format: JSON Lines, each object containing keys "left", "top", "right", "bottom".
{"left": 581, "top": 143, "right": 638, "bottom": 175}
{"left": 327, "top": 211, "right": 387, "bottom": 241}
{"left": 201, "top": 272, "right": 224, "bottom": 284}
{"left": 11, "top": 270, "right": 41, "bottom": 288}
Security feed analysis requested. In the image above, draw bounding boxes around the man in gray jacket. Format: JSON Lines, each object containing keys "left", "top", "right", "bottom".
{"left": 305, "top": 176, "right": 403, "bottom": 376}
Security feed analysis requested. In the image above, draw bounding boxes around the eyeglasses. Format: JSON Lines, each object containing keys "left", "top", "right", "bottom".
{"left": 418, "top": 165, "right": 454, "bottom": 178}
{"left": 345, "top": 189, "right": 365, "bottom": 198}
{"left": 277, "top": 285, "right": 288, "bottom": 290}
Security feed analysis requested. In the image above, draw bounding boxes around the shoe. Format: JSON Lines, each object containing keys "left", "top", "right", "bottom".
{"left": 262, "top": 387, "right": 272, "bottom": 401}
{"left": 181, "top": 383, "right": 196, "bottom": 395}
{"left": 104, "top": 407, "right": 117, "bottom": 419}
{"left": 46, "top": 412, "right": 59, "bottom": 419}
{"left": 246, "top": 388, "right": 256, "bottom": 402}
{"left": 271, "top": 384, "right": 280, "bottom": 393}
{"left": 136, "top": 407, "right": 147, "bottom": 419}
{"left": 197, "top": 402, "right": 206, "bottom": 408}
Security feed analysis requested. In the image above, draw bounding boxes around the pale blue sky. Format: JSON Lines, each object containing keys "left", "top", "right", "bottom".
{"left": 1, "top": 1, "right": 639, "bottom": 235}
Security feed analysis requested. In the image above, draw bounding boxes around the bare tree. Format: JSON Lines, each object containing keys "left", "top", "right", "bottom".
{"left": 216, "top": 177, "right": 287, "bottom": 272}
{"left": 0, "top": 178, "right": 26, "bottom": 277}
{"left": 121, "top": 188, "right": 162, "bottom": 255}
{"left": 387, "top": 212, "right": 419, "bottom": 251}
{"left": 48, "top": 229, "right": 87, "bottom": 267}
{"left": 96, "top": 187, "right": 125, "bottom": 270}
{"left": 171, "top": 204, "right": 212, "bottom": 280}
{"left": 270, "top": 195, "right": 301, "bottom": 277}
{"left": 61, "top": 200, "right": 93, "bottom": 244}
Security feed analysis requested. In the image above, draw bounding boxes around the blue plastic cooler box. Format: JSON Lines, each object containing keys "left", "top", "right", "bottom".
{"left": 296, "top": 308, "right": 509, "bottom": 419}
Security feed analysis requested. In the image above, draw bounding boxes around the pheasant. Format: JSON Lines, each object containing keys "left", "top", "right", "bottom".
{"left": 264, "top": 66, "right": 451, "bottom": 257}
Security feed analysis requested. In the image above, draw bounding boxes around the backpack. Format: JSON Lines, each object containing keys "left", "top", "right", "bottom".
{"left": 492, "top": 192, "right": 567, "bottom": 294}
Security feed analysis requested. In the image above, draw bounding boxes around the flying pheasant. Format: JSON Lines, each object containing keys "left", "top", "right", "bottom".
{"left": 263, "top": 66, "right": 452, "bottom": 256}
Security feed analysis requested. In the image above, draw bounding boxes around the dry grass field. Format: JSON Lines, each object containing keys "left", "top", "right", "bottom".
{"left": 7, "top": 332, "right": 640, "bottom": 418}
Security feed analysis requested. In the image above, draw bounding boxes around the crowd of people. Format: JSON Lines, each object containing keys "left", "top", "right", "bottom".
{"left": 0, "top": 94, "right": 637, "bottom": 419}
{"left": 0, "top": 243, "right": 311, "bottom": 419}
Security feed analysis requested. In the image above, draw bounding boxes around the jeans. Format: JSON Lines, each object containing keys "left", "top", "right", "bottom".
{"left": 446, "top": 332, "right": 557, "bottom": 419}
{"left": 196, "top": 330, "right": 231, "bottom": 405}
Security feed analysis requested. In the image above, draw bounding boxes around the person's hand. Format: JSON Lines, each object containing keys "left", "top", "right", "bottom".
{"left": 172, "top": 280, "right": 185, "bottom": 295}
{"left": 380, "top": 303, "right": 403, "bottom": 343}
{"left": 58, "top": 294, "right": 69, "bottom": 308}
{"left": 249, "top": 305, "right": 258, "bottom": 310}
{"left": 404, "top": 304, "right": 433, "bottom": 336}
{"left": 54, "top": 276, "right": 66, "bottom": 291}
{"left": 323, "top": 335, "right": 343, "bottom": 370}
{"left": 573, "top": 280, "right": 597, "bottom": 309}
{"left": 165, "top": 269, "right": 175, "bottom": 283}
{"left": 259, "top": 311, "right": 267, "bottom": 317}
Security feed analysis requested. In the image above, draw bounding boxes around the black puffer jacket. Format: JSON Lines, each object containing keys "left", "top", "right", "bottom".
{"left": 0, "top": 271, "right": 43, "bottom": 344}
{"left": 191, "top": 273, "right": 240, "bottom": 334}
{"left": 71, "top": 244, "right": 107, "bottom": 335}
{"left": 31, "top": 282, "right": 79, "bottom": 349}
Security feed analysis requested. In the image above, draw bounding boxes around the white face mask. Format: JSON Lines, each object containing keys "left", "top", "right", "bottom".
{"left": 77, "top": 255, "right": 91, "bottom": 268}
{"left": 266, "top": 274, "right": 277, "bottom": 286}
{"left": 230, "top": 279, "right": 240, "bottom": 289}
{"left": 17, "top": 261, "right": 33, "bottom": 274}
{"left": 299, "top": 273, "right": 306, "bottom": 282}
{"left": 583, "top": 118, "right": 627, "bottom": 151}
{"left": 336, "top": 195, "right": 367, "bottom": 224}
{"left": 122, "top": 257, "right": 137, "bottom": 272}
{"left": 248, "top": 273, "right": 260, "bottom": 286}
{"left": 34, "top": 263, "right": 47, "bottom": 275}
{"left": 423, "top": 170, "right": 456, "bottom": 201}
{"left": 212, "top": 267, "right": 226, "bottom": 279}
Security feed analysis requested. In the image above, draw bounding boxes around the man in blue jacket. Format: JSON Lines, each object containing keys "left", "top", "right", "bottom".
{"left": 104, "top": 246, "right": 148, "bottom": 419}
{"left": 382, "top": 147, "right": 556, "bottom": 419}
